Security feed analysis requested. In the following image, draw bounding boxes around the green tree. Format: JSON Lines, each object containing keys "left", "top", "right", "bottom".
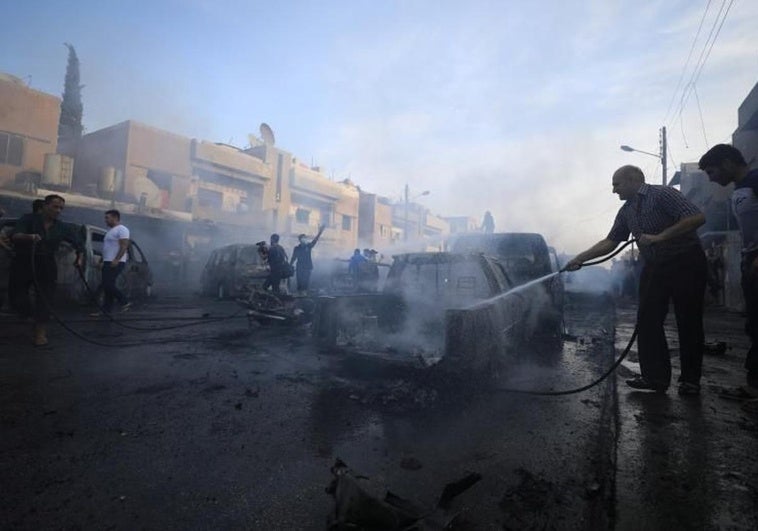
{"left": 57, "top": 43, "right": 84, "bottom": 156}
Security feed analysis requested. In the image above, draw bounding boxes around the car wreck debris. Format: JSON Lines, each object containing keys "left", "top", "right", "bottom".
{"left": 326, "top": 459, "right": 481, "bottom": 530}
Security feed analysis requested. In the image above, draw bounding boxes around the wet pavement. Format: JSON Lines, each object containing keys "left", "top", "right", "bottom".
{"left": 1, "top": 292, "right": 618, "bottom": 529}
{"left": 614, "top": 300, "right": 758, "bottom": 530}
{"left": 2, "top": 291, "right": 756, "bottom": 529}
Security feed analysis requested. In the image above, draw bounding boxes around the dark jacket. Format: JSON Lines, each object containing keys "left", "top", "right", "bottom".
{"left": 267, "top": 243, "right": 287, "bottom": 273}
{"left": 12, "top": 213, "right": 84, "bottom": 258}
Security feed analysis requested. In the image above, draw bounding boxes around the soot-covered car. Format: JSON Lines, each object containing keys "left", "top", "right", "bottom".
{"left": 312, "top": 251, "right": 557, "bottom": 373}
{"left": 450, "top": 232, "right": 564, "bottom": 336}
{"left": 201, "top": 244, "right": 269, "bottom": 299}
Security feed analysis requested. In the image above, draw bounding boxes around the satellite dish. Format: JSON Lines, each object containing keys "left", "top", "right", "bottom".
{"left": 260, "top": 123, "right": 275, "bottom": 146}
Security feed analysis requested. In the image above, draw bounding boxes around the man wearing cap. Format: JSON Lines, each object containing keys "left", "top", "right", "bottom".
{"left": 290, "top": 225, "right": 325, "bottom": 295}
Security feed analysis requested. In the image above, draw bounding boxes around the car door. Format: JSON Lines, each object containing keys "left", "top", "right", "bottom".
{"left": 122, "top": 240, "right": 152, "bottom": 298}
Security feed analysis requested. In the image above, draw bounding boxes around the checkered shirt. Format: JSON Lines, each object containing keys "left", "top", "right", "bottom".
{"left": 607, "top": 183, "right": 702, "bottom": 262}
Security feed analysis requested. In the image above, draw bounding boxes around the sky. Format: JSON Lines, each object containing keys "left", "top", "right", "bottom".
{"left": 2, "top": 0, "right": 757, "bottom": 253}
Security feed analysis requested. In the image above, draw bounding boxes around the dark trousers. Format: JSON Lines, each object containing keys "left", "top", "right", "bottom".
{"left": 296, "top": 268, "right": 312, "bottom": 292}
{"left": 263, "top": 272, "right": 283, "bottom": 294}
{"left": 10, "top": 254, "right": 57, "bottom": 323}
{"left": 740, "top": 251, "right": 758, "bottom": 386}
{"left": 637, "top": 246, "right": 707, "bottom": 387}
{"left": 102, "top": 261, "right": 127, "bottom": 313}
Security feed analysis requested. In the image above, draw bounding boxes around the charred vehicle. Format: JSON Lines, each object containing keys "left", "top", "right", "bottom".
{"left": 450, "top": 232, "right": 564, "bottom": 337}
{"left": 239, "top": 288, "right": 316, "bottom": 326}
{"left": 312, "top": 251, "right": 555, "bottom": 373}
{"left": 0, "top": 220, "right": 153, "bottom": 307}
{"left": 201, "top": 244, "right": 269, "bottom": 299}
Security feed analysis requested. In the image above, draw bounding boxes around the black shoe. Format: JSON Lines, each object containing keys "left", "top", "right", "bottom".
{"left": 677, "top": 382, "right": 701, "bottom": 396}
{"left": 626, "top": 376, "right": 668, "bottom": 393}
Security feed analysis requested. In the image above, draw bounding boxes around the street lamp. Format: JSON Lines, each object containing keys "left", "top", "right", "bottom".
{"left": 404, "top": 184, "right": 430, "bottom": 241}
{"left": 620, "top": 126, "right": 668, "bottom": 186}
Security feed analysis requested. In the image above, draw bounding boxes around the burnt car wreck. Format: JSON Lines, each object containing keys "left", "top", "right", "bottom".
{"left": 312, "top": 250, "right": 563, "bottom": 374}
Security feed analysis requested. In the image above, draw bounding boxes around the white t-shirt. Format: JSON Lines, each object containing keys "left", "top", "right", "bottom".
{"left": 103, "top": 224, "right": 130, "bottom": 262}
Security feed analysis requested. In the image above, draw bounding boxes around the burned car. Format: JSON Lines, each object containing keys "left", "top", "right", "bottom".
{"left": 201, "top": 243, "right": 269, "bottom": 299}
{"left": 450, "top": 232, "right": 564, "bottom": 336}
{"left": 0, "top": 219, "right": 153, "bottom": 307}
{"left": 312, "top": 251, "right": 555, "bottom": 374}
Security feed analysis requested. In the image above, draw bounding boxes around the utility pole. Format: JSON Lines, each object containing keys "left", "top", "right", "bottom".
{"left": 404, "top": 183, "right": 409, "bottom": 242}
{"left": 660, "top": 126, "right": 667, "bottom": 186}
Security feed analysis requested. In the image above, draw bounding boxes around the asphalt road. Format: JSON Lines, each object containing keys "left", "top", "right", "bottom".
{"left": 614, "top": 301, "right": 758, "bottom": 531}
{"left": 1, "top": 291, "right": 618, "bottom": 529}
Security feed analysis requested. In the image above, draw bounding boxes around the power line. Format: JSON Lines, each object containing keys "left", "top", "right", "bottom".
{"left": 662, "top": 0, "right": 713, "bottom": 125}
{"left": 675, "top": 0, "right": 734, "bottom": 120}
{"left": 693, "top": 83, "right": 710, "bottom": 147}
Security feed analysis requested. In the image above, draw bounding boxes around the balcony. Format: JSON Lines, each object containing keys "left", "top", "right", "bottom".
{"left": 290, "top": 167, "right": 343, "bottom": 201}
{"left": 192, "top": 204, "right": 267, "bottom": 228}
{"left": 191, "top": 140, "right": 271, "bottom": 182}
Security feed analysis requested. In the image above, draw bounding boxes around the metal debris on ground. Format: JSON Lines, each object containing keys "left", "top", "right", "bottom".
{"left": 326, "top": 459, "right": 481, "bottom": 530}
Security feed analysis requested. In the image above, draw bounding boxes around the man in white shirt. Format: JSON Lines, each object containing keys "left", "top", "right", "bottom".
{"left": 100, "top": 209, "right": 130, "bottom": 314}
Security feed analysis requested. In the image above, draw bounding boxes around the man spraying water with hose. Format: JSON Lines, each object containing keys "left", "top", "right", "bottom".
{"left": 565, "top": 165, "right": 706, "bottom": 396}
{"left": 10, "top": 195, "right": 85, "bottom": 346}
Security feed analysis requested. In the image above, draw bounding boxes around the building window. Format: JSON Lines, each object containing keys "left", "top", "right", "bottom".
{"left": 320, "top": 207, "right": 332, "bottom": 227}
{"left": 296, "top": 208, "right": 310, "bottom": 224}
{"left": 0, "top": 132, "right": 24, "bottom": 166}
{"left": 197, "top": 187, "right": 223, "bottom": 209}
{"left": 342, "top": 215, "right": 352, "bottom": 231}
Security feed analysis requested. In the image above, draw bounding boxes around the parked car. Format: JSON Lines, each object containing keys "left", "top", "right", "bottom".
{"left": 201, "top": 244, "right": 269, "bottom": 299}
{"left": 0, "top": 219, "right": 153, "bottom": 307}
{"left": 449, "top": 232, "right": 564, "bottom": 336}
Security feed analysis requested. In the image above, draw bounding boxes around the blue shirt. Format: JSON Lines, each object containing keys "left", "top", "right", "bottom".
{"left": 732, "top": 169, "right": 758, "bottom": 253}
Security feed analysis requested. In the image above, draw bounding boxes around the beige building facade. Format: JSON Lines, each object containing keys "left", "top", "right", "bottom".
{"left": 0, "top": 73, "right": 60, "bottom": 188}
{"left": 74, "top": 121, "right": 360, "bottom": 254}
{"left": 358, "top": 192, "right": 394, "bottom": 250}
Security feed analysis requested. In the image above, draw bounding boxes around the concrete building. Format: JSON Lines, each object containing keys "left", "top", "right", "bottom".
{"left": 445, "top": 216, "right": 479, "bottom": 234}
{"left": 358, "top": 191, "right": 394, "bottom": 250}
{"left": 0, "top": 73, "right": 61, "bottom": 188}
{"left": 734, "top": 81, "right": 758, "bottom": 168}
{"left": 391, "top": 201, "right": 450, "bottom": 250}
{"left": 74, "top": 120, "right": 359, "bottom": 254}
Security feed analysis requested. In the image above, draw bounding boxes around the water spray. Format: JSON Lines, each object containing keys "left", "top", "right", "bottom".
{"left": 494, "top": 239, "right": 642, "bottom": 396}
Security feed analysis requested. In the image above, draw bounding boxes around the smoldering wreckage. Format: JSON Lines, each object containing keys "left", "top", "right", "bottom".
{"left": 237, "top": 231, "right": 588, "bottom": 528}
{"left": 3, "top": 227, "right": 635, "bottom": 528}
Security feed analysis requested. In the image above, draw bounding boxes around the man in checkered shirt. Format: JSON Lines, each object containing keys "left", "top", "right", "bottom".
{"left": 566, "top": 165, "right": 706, "bottom": 396}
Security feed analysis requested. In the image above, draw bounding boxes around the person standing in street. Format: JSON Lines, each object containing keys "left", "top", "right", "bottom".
{"left": 97, "top": 209, "right": 131, "bottom": 315}
{"left": 481, "top": 211, "right": 495, "bottom": 234}
{"left": 699, "top": 144, "right": 758, "bottom": 412}
{"left": 263, "top": 233, "right": 287, "bottom": 295}
{"left": 290, "top": 224, "right": 325, "bottom": 294}
{"left": 566, "top": 165, "right": 707, "bottom": 395}
{"left": 10, "top": 194, "right": 84, "bottom": 346}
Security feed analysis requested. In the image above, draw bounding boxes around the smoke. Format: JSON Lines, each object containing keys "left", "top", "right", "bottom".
{"left": 328, "top": 253, "right": 564, "bottom": 370}
{"left": 564, "top": 265, "right": 614, "bottom": 294}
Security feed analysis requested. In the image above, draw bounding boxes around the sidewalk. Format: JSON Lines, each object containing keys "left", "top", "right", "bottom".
{"left": 614, "top": 301, "right": 758, "bottom": 530}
